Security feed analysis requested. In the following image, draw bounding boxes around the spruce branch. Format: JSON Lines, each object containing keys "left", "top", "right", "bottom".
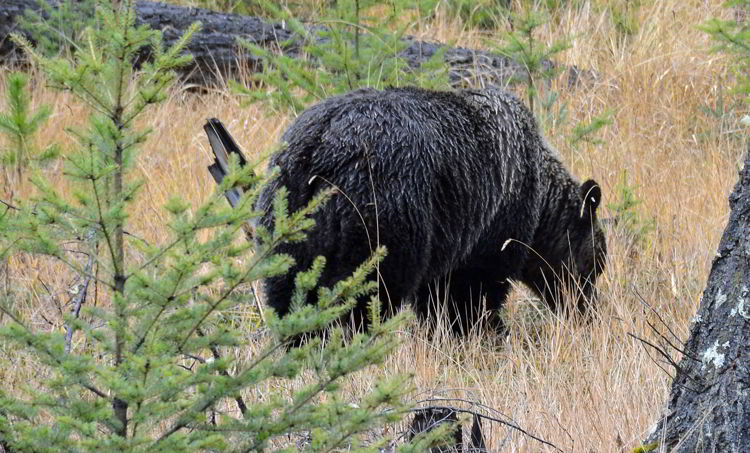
{"left": 1, "top": 1, "right": 419, "bottom": 450}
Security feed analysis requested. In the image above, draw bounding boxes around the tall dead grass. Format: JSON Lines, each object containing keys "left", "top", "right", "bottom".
{"left": 0, "top": 0, "right": 744, "bottom": 451}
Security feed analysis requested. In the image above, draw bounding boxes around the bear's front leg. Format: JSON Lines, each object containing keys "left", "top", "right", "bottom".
{"left": 415, "top": 269, "right": 509, "bottom": 336}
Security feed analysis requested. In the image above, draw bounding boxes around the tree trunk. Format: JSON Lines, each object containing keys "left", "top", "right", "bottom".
{"left": 645, "top": 147, "right": 750, "bottom": 452}
{"left": 0, "top": 0, "right": 574, "bottom": 88}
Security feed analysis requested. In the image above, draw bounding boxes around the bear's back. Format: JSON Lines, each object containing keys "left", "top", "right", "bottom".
{"left": 277, "top": 87, "right": 482, "bottom": 175}
{"left": 265, "top": 87, "right": 546, "bottom": 280}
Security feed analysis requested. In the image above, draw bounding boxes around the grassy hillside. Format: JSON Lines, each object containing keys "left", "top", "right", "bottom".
{"left": 0, "top": 0, "right": 745, "bottom": 450}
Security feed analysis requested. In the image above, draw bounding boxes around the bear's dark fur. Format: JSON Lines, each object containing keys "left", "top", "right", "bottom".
{"left": 257, "top": 86, "right": 606, "bottom": 335}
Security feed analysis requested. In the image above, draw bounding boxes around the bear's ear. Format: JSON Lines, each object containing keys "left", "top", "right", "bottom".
{"left": 579, "top": 179, "right": 602, "bottom": 219}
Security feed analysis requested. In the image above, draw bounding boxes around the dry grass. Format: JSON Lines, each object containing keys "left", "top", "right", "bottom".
{"left": 0, "top": 0, "right": 746, "bottom": 451}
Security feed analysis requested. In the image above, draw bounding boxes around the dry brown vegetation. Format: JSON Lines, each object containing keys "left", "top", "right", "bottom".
{"left": 0, "top": 0, "right": 746, "bottom": 451}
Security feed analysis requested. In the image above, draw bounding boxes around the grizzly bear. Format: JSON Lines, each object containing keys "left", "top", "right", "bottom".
{"left": 256, "top": 86, "right": 606, "bottom": 335}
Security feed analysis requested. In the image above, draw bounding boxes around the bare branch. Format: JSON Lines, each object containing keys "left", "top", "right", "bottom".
{"left": 409, "top": 404, "right": 567, "bottom": 453}
{"left": 64, "top": 231, "right": 97, "bottom": 354}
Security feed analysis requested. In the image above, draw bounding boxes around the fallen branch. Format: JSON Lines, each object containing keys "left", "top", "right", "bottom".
{"left": 0, "top": 0, "right": 590, "bottom": 89}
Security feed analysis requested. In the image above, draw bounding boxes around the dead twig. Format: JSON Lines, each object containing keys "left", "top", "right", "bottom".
{"left": 64, "top": 232, "right": 97, "bottom": 354}
{"left": 197, "top": 327, "right": 248, "bottom": 416}
{"left": 633, "top": 287, "right": 699, "bottom": 361}
{"left": 627, "top": 332, "right": 702, "bottom": 393}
